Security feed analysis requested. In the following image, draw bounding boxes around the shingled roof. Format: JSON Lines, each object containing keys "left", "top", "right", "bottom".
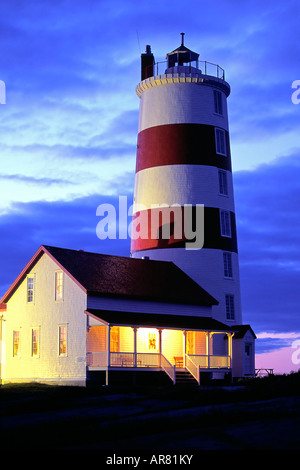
{"left": 1, "top": 245, "right": 218, "bottom": 307}
{"left": 87, "top": 309, "right": 232, "bottom": 331}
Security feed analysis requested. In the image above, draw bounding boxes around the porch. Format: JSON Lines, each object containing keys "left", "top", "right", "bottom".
{"left": 85, "top": 310, "right": 235, "bottom": 385}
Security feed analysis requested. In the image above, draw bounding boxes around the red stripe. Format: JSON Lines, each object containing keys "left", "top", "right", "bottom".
{"left": 130, "top": 206, "right": 238, "bottom": 253}
{"left": 130, "top": 206, "right": 187, "bottom": 252}
{"left": 136, "top": 123, "right": 231, "bottom": 173}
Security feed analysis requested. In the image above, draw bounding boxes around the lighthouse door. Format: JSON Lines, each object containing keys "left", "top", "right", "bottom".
{"left": 244, "top": 342, "right": 253, "bottom": 376}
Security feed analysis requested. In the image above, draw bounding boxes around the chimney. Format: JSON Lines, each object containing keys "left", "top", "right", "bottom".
{"left": 141, "top": 45, "right": 155, "bottom": 81}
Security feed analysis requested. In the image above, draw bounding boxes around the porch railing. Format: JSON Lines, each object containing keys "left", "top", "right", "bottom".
{"left": 187, "top": 354, "right": 231, "bottom": 369}
{"left": 86, "top": 351, "right": 107, "bottom": 367}
{"left": 86, "top": 352, "right": 231, "bottom": 373}
{"left": 109, "top": 352, "right": 161, "bottom": 368}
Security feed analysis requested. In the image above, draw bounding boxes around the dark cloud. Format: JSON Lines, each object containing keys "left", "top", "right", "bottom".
{"left": 235, "top": 152, "right": 300, "bottom": 336}
{"left": 0, "top": 193, "right": 132, "bottom": 296}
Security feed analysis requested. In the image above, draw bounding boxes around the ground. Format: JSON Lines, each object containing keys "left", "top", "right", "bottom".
{"left": 1, "top": 373, "right": 300, "bottom": 453}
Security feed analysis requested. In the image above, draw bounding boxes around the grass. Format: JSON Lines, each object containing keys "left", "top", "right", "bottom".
{"left": 1, "top": 372, "right": 300, "bottom": 451}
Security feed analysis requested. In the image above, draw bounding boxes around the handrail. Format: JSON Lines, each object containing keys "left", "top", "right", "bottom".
{"left": 161, "top": 353, "right": 176, "bottom": 384}
{"left": 145, "top": 59, "right": 225, "bottom": 81}
{"left": 185, "top": 354, "right": 200, "bottom": 384}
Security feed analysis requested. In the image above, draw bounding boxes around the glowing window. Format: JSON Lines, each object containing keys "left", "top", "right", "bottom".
{"left": 55, "top": 271, "right": 63, "bottom": 301}
{"left": 110, "top": 326, "right": 119, "bottom": 352}
{"left": 186, "top": 331, "right": 195, "bottom": 355}
{"left": 225, "top": 294, "right": 235, "bottom": 320}
{"left": 32, "top": 328, "right": 40, "bottom": 357}
{"left": 59, "top": 325, "right": 67, "bottom": 356}
{"left": 27, "top": 276, "right": 34, "bottom": 303}
{"left": 13, "top": 330, "right": 20, "bottom": 357}
{"left": 215, "top": 128, "right": 227, "bottom": 156}
{"left": 149, "top": 333, "right": 156, "bottom": 349}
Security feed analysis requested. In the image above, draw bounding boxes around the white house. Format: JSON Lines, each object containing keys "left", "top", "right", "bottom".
{"left": 0, "top": 245, "right": 255, "bottom": 387}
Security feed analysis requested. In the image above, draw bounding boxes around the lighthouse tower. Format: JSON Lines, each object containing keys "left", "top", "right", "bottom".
{"left": 131, "top": 35, "right": 242, "bottom": 327}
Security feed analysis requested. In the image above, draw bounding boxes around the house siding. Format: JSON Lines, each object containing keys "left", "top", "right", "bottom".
{"left": 2, "top": 253, "right": 87, "bottom": 386}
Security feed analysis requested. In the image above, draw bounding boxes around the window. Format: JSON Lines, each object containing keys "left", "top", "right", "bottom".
{"left": 149, "top": 332, "right": 156, "bottom": 350}
{"left": 55, "top": 271, "right": 63, "bottom": 301}
{"left": 59, "top": 325, "right": 67, "bottom": 356}
{"left": 186, "top": 331, "right": 195, "bottom": 355}
{"left": 225, "top": 294, "right": 235, "bottom": 320}
{"left": 220, "top": 210, "right": 231, "bottom": 237}
{"left": 110, "top": 326, "right": 119, "bottom": 352}
{"left": 223, "top": 252, "right": 233, "bottom": 278}
{"left": 218, "top": 170, "right": 228, "bottom": 195}
{"left": 214, "top": 90, "right": 223, "bottom": 115}
{"left": 215, "top": 128, "right": 227, "bottom": 156}
{"left": 245, "top": 343, "right": 251, "bottom": 356}
{"left": 27, "top": 276, "right": 34, "bottom": 303}
{"left": 32, "top": 328, "right": 40, "bottom": 357}
{"left": 13, "top": 330, "right": 20, "bottom": 357}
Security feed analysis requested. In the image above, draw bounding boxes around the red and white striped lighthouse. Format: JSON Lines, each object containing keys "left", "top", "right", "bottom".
{"left": 131, "top": 35, "right": 242, "bottom": 327}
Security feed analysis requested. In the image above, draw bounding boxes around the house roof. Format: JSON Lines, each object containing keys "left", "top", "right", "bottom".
{"left": 233, "top": 325, "right": 257, "bottom": 339}
{"left": 86, "top": 309, "right": 235, "bottom": 332}
{"left": 1, "top": 245, "right": 218, "bottom": 307}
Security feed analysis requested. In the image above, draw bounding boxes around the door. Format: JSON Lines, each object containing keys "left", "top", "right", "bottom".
{"left": 244, "top": 342, "right": 253, "bottom": 375}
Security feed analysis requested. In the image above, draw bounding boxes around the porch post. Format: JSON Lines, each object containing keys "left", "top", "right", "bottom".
{"left": 227, "top": 332, "right": 233, "bottom": 368}
{"left": 206, "top": 332, "right": 212, "bottom": 369}
{"left": 133, "top": 327, "right": 138, "bottom": 367}
{"left": 183, "top": 330, "right": 187, "bottom": 367}
{"left": 106, "top": 325, "right": 111, "bottom": 387}
{"left": 107, "top": 325, "right": 111, "bottom": 367}
{"left": 158, "top": 329, "right": 162, "bottom": 367}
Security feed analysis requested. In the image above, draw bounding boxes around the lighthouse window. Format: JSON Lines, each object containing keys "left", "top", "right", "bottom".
{"left": 223, "top": 252, "right": 233, "bottom": 278}
{"left": 225, "top": 294, "right": 235, "bottom": 320}
{"left": 215, "top": 128, "right": 227, "bottom": 156}
{"left": 214, "top": 90, "right": 223, "bottom": 115}
{"left": 218, "top": 170, "right": 228, "bottom": 195}
{"left": 220, "top": 210, "right": 231, "bottom": 237}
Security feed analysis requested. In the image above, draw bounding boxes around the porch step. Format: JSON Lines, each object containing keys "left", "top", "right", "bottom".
{"left": 175, "top": 369, "right": 198, "bottom": 386}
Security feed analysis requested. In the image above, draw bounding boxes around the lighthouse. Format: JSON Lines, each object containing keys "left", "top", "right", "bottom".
{"left": 131, "top": 34, "right": 243, "bottom": 328}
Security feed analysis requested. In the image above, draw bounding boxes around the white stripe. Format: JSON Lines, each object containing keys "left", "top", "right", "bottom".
{"left": 138, "top": 83, "right": 228, "bottom": 133}
{"left": 133, "top": 165, "right": 235, "bottom": 212}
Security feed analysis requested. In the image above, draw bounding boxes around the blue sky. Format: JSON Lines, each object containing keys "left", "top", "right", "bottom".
{"left": 0, "top": 0, "right": 299, "bottom": 373}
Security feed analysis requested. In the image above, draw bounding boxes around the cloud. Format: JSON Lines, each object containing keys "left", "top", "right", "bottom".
{"left": 0, "top": 173, "right": 75, "bottom": 186}
{"left": 235, "top": 152, "right": 300, "bottom": 336}
{"left": 0, "top": 192, "right": 132, "bottom": 296}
